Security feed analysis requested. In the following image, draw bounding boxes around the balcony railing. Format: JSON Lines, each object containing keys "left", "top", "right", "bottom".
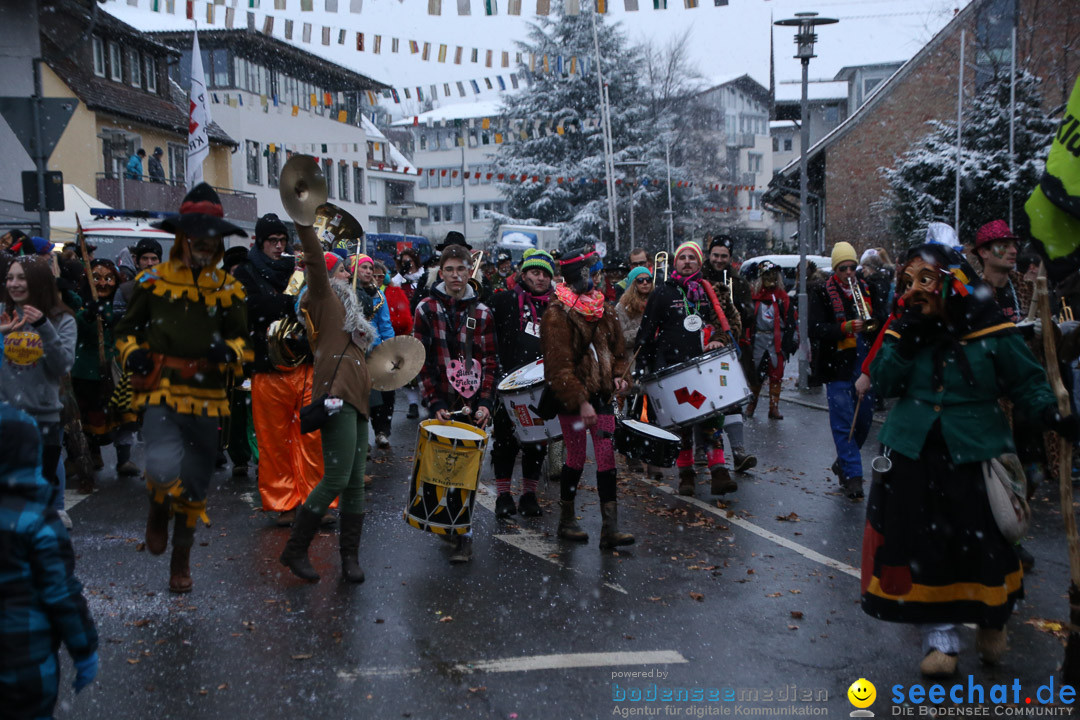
{"left": 385, "top": 203, "right": 428, "bottom": 220}
{"left": 95, "top": 174, "right": 258, "bottom": 224}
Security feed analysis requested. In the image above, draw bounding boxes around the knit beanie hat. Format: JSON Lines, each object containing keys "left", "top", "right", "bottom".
{"left": 324, "top": 252, "right": 344, "bottom": 275}
{"left": 254, "top": 213, "right": 289, "bottom": 247}
{"left": 674, "top": 240, "right": 703, "bottom": 264}
{"left": 520, "top": 248, "right": 554, "bottom": 277}
{"left": 626, "top": 266, "right": 653, "bottom": 285}
{"left": 830, "top": 241, "right": 858, "bottom": 270}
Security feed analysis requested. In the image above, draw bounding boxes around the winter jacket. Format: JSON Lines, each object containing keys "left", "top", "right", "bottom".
{"left": 490, "top": 286, "right": 551, "bottom": 375}
{"left": 808, "top": 275, "right": 863, "bottom": 385}
{"left": 0, "top": 403, "right": 98, "bottom": 676}
{"left": 358, "top": 285, "right": 395, "bottom": 348}
{"left": 0, "top": 309, "right": 77, "bottom": 423}
{"left": 413, "top": 283, "right": 497, "bottom": 415}
{"left": 72, "top": 297, "right": 118, "bottom": 381}
{"left": 383, "top": 284, "right": 414, "bottom": 337}
{"left": 703, "top": 265, "right": 754, "bottom": 335}
{"left": 124, "top": 154, "right": 143, "bottom": 180}
{"left": 541, "top": 298, "right": 628, "bottom": 414}
{"left": 232, "top": 249, "right": 298, "bottom": 375}
{"left": 634, "top": 278, "right": 741, "bottom": 375}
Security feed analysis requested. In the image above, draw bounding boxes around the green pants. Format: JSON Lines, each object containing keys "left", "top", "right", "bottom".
{"left": 304, "top": 404, "right": 368, "bottom": 515}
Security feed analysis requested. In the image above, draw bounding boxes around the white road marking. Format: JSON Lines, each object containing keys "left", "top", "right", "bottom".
{"left": 476, "top": 483, "right": 628, "bottom": 594}
{"left": 635, "top": 477, "right": 861, "bottom": 579}
{"left": 64, "top": 489, "right": 90, "bottom": 512}
{"left": 341, "top": 650, "right": 688, "bottom": 679}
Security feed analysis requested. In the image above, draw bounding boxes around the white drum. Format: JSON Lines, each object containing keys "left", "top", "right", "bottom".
{"left": 641, "top": 347, "right": 751, "bottom": 429}
{"left": 497, "top": 359, "right": 562, "bottom": 444}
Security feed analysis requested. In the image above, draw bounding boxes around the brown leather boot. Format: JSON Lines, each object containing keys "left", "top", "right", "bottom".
{"left": 145, "top": 500, "right": 171, "bottom": 556}
{"left": 744, "top": 385, "right": 761, "bottom": 418}
{"left": 169, "top": 519, "right": 194, "bottom": 594}
{"left": 599, "top": 502, "right": 634, "bottom": 549}
{"left": 768, "top": 378, "right": 784, "bottom": 419}
{"left": 557, "top": 500, "right": 589, "bottom": 542}
{"left": 677, "top": 467, "right": 697, "bottom": 496}
{"left": 710, "top": 465, "right": 738, "bottom": 495}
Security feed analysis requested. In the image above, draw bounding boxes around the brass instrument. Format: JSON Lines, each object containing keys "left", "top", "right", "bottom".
{"left": 468, "top": 248, "right": 486, "bottom": 293}
{"left": 1060, "top": 300, "right": 1075, "bottom": 323}
{"left": 267, "top": 316, "right": 311, "bottom": 369}
{"left": 654, "top": 251, "right": 669, "bottom": 282}
{"left": 314, "top": 202, "right": 365, "bottom": 256}
{"left": 848, "top": 277, "right": 879, "bottom": 334}
{"left": 721, "top": 269, "right": 734, "bottom": 304}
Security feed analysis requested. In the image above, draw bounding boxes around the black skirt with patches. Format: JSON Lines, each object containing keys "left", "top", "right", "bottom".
{"left": 860, "top": 423, "right": 1022, "bottom": 629}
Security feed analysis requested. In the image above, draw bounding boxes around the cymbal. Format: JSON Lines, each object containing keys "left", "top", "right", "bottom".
{"left": 279, "top": 155, "right": 327, "bottom": 226}
{"left": 368, "top": 336, "right": 426, "bottom": 391}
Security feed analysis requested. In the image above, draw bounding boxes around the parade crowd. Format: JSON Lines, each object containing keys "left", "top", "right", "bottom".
{"left": 3, "top": 178, "right": 1080, "bottom": 717}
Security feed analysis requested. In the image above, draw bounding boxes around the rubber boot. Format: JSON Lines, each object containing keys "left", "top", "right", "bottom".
{"left": 169, "top": 518, "right": 194, "bottom": 594}
{"left": 599, "top": 501, "right": 635, "bottom": 549}
{"left": 558, "top": 501, "right": 589, "bottom": 542}
{"left": 145, "top": 478, "right": 181, "bottom": 556}
{"left": 279, "top": 505, "right": 323, "bottom": 582}
{"left": 339, "top": 512, "right": 365, "bottom": 583}
{"left": 709, "top": 448, "right": 738, "bottom": 494}
{"left": 768, "top": 378, "right": 784, "bottom": 419}
{"left": 745, "top": 385, "right": 761, "bottom": 418}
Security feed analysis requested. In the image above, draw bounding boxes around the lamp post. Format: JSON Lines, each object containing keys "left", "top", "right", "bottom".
{"left": 615, "top": 160, "right": 647, "bottom": 253}
{"left": 774, "top": 11, "right": 837, "bottom": 393}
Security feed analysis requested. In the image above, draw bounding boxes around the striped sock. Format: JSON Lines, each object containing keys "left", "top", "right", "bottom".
{"left": 495, "top": 477, "right": 512, "bottom": 495}
{"left": 522, "top": 476, "right": 539, "bottom": 494}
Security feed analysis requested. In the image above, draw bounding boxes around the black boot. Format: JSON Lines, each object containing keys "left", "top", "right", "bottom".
{"left": 518, "top": 491, "right": 542, "bottom": 517}
{"left": 339, "top": 512, "right": 365, "bottom": 583}
{"left": 599, "top": 502, "right": 635, "bottom": 549}
{"left": 279, "top": 506, "right": 323, "bottom": 582}
{"left": 495, "top": 492, "right": 517, "bottom": 518}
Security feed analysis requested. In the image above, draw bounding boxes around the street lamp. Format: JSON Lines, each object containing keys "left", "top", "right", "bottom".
{"left": 774, "top": 11, "right": 837, "bottom": 393}
{"left": 615, "top": 160, "right": 647, "bottom": 253}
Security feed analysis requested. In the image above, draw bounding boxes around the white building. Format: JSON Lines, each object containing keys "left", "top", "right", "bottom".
{"left": 392, "top": 101, "right": 508, "bottom": 247}
{"left": 154, "top": 29, "right": 417, "bottom": 233}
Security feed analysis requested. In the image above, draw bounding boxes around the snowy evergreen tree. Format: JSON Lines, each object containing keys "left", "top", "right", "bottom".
{"left": 491, "top": 2, "right": 707, "bottom": 253}
{"left": 878, "top": 70, "right": 1056, "bottom": 247}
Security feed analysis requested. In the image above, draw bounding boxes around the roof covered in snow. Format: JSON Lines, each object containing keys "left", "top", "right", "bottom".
{"left": 391, "top": 100, "right": 506, "bottom": 127}
{"left": 774, "top": 81, "right": 850, "bottom": 104}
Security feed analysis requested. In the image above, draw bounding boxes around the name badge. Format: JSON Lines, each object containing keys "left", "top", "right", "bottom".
{"left": 683, "top": 315, "right": 703, "bottom": 332}
{"left": 524, "top": 321, "right": 540, "bottom": 338}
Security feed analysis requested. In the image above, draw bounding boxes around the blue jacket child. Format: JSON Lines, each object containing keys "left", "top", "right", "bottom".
{"left": 0, "top": 402, "right": 98, "bottom": 718}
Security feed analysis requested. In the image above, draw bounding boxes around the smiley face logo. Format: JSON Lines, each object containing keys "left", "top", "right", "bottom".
{"left": 847, "top": 678, "right": 876, "bottom": 709}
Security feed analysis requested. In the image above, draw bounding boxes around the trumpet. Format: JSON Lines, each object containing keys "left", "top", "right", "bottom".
{"left": 468, "top": 249, "right": 486, "bottom": 293}
{"left": 721, "top": 269, "right": 734, "bottom": 304}
{"left": 654, "top": 251, "right": 669, "bottom": 282}
{"left": 1060, "top": 299, "right": 1075, "bottom": 323}
{"left": 848, "top": 277, "right": 879, "bottom": 334}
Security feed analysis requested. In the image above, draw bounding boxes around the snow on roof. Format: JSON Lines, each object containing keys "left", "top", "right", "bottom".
{"left": 391, "top": 100, "right": 506, "bottom": 127}
{"left": 770, "top": 119, "right": 799, "bottom": 131}
{"left": 774, "top": 81, "right": 850, "bottom": 104}
{"left": 360, "top": 115, "right": 416, "bottom": 175}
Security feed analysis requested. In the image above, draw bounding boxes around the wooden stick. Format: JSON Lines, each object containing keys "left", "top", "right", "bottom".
{"left": 75, "top": 214, "right": 106, "bottom": 368}
{"left": 848, "top": 394, "right": 863, "bottom": 442}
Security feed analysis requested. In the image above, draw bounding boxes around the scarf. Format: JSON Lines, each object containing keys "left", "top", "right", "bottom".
{"left": 669, "top": 270, "right": 707, "bottom": 305}
{"left": 555, "top": 283, "right": 605, "bottom": 321}
{"left": 247, "top": 247, "right": 295, "bottom": 293}
{"left": 753, "top": 286, "right": 789, "bottom": 356}
{"left": 517, "top": 285, "right": 553, "bottom": 331}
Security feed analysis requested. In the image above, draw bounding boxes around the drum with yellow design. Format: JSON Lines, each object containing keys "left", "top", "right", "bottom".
{"left": 404, "top": 420, "right": 488, "bottom": 536}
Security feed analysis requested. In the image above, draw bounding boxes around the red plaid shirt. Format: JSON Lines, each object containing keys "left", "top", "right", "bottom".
{"left": 413, "top": 284, "right": 498, "bottom": 414}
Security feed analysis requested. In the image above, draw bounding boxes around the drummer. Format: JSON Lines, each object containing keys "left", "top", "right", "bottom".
{"left": 489, "top": 248, "right": 556, "bottom": 519}
{"left": 541, "top": 243, "right": 634, "bottom": 549}
{"left": 413, "top": 244, "right": 498, "bottom": 563}
{"left": 635, "top": 240, "right": 742, "bottom": 497}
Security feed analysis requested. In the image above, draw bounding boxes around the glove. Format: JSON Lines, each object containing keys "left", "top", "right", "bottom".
{"left": 125, "top": 348, "right": 154, "bottom": 375}
{"left": 894, "top": 307, "right": 944, "bottom": 359}
{"left": 206, "top": 340, "right": 236, "bottom": 365}
{"left": 73, "top": 652, "right": 98, "bottom": 693}
{"left": 1043, "top": 407, "right": 1079, "bottom": 442}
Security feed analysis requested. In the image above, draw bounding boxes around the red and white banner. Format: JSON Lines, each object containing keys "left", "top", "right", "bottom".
{"left": 186, "top": 29, "right": 212, "bottom": 188}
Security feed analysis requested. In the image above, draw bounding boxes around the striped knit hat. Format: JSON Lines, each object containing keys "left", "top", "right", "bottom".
{"left": 520, "top": 248, "right": 555, "bottom": 277}
{"left": 675, "top": 240, "right": 703, "bottom": 264}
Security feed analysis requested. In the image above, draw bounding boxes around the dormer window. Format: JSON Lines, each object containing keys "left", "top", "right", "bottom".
{"left": 144, "top": 55, "right": 157, "bottom": 93}
{"left": 128, "top": 47, "right": 141, "bottom": 87}
{"left": 92, "top": 37, "right": 105, "bottom": 77}
{"left": 108, "top": 42, "right": 122, "bottom": 82}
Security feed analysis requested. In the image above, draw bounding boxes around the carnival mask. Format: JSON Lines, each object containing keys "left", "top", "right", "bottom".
{"left": 899, "top": 257, "right": 944, "bottom": 316}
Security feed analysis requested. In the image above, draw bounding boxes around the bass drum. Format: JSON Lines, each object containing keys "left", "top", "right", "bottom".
{"left": 404, "top": 420, "right": 488, "bottom": 536}
{"left": 615, "top": 418, "right": 681, "bottom": 468}
{"left": 640, "top": 346, "right": 751, "bottom": 428}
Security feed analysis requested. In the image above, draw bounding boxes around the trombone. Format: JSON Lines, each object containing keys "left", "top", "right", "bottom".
{"left": 848, "top": 277, "right": 879, "bottom": 334}
{"left": 654, "top": 251, "right": 669, "bottom": 282}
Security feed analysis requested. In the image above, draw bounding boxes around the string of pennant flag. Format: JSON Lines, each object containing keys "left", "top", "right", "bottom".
{"left": 131, "top": 0, "right": 730, "bottom": 17}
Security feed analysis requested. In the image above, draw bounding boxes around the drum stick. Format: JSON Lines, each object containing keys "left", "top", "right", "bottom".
{"left": 620, "top": 347, "right": 642, "bottom": 382}
{"left": 848, "top": 395, "right": 863, "bottom": 442}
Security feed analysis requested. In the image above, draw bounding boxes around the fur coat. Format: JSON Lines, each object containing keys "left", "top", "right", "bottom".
{"left": 540, "top": 297, "right": 628, "bottom": 414}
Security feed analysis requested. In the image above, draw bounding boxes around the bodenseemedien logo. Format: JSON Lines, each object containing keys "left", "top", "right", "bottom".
{"left": 848, "top": 678, "right": 877, "bottom": 717}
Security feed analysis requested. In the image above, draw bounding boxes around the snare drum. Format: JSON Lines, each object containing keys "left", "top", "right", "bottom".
{"left": 497, "top": 359, "right": 562, "bottom": 444}
{"left": 615, "top": 418, "right": 681, "bottom": 468}
{"left": 404, "top": 420, "right": 488, "bottom": 536}
{"left": 641, "top": 347, "right": 751, "bottom": 428}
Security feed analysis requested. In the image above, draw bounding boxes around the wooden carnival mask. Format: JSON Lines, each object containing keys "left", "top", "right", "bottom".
{"left": 899, "top": 257, "right": 945, "bottom": 316}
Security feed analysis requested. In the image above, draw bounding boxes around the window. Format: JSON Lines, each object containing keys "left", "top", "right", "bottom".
{"left": 863, "top": 77, "right": 882, "bottom": 97}
{"left": 825, "top": 105, "right": 839, "bottom": 125}
{"left": 339, "top": 163, "right": 349, "bottom": 202}
{"left": 441, "top": 170, "right": 452, "bottom": 188}
{"left": 430, "top": 206, "right": 441, "bottom": 223}
{"left": 452, "top": 170, "right": 462, "bottom": 188}
{"left": 246, "top": 141, "right": 261, "bottom": 185}
{"left": 168, "top": 143, "right": 186, "bottom": 184}
{"left": 784, "top": 138, "right": 792, "bottom": 152}
{"left": 368, "top": 179, "right": 377, "bottom": 205}
{"left": 213, "top": 50, "right": 230, "bottom": 88}
{"left": 748, "top": 153, "right": 763, "bottom": 173}
{"left": 419, "top": 133, "right": 427, "bottom": 150}
{"left": 418, "top": 171, "right": 428, "bottom": 189}
{"left": 93, "top": 37, "right": 105, "bottom": 77}
{"left": 353, "top": 167, "right": 364, "bottom": 204}
{"left": 143, "top": 55, "right": 157, "bottom": 93}
{"left": 772, "top": 137, "right": 779, "bottom": 152}
{"left": 128, "top": 48, "right": 141, "bottom": 87}
{"left": 322, "top": 158, "right": 333, "bottom": 199}
{"left": 108, "top": 42, "right": 122, "bottom": 81}
{"left": 267, "top": 148, "right": 280, "bottom": 189}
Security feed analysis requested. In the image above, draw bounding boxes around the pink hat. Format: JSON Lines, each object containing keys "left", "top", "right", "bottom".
{"left": 974, "top": 220, "right": 1018, "bottom": 250}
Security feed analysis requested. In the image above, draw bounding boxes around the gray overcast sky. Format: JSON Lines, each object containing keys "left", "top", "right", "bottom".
{"left": 104, "top": 0, "right": 970, "bottom": 117}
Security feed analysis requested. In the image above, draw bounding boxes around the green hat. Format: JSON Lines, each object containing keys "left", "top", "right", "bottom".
{"left": 520, "top": 248, "right": 555, "bottom": 277}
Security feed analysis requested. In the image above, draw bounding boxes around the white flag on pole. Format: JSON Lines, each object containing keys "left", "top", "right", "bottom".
{"left": 186, "top": 30, "right": 211, "bottom": 188}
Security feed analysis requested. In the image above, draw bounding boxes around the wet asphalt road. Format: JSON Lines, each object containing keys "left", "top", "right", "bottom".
{"left": 53, "top": 386, "right": 1075, "bottom": 719}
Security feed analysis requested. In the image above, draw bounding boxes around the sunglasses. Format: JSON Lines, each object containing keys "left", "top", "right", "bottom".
{"left": 635, "top": 277, "right": 653, "bottom": 285}
{"left": 835, "top": 264, "right": 857, "bottom": 273}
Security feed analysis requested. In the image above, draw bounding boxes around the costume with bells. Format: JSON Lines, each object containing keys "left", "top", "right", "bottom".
{"left": 114, "top": 183, "right": 251, "bottom": 593}
{"left": 634, "top": 240, "right": 742, "bottom": 497}
{"left": 862, "top": 242, "right": 1076, "bottom": 678}
{"left": 541, "top": 245, "right": 634, "bottom": 549}
{"left": 744, "top": 261, "right": 798, "bottom": 419}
